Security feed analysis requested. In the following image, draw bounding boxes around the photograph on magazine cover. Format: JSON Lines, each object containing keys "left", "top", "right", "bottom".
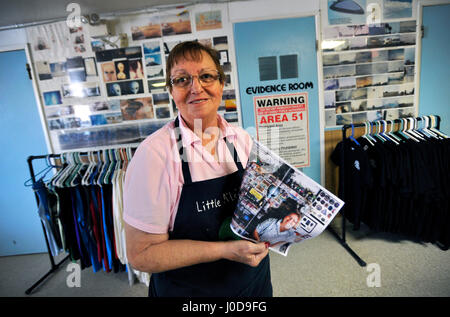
{"left": 230, "top": 140, "right": 344, "bottom": 255}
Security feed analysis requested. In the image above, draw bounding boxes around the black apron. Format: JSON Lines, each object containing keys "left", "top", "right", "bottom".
{"left": 148, "top": 117, "right": 272, "bottom": 297}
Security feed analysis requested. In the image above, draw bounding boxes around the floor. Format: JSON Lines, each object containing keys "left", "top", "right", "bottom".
{"left": 0, "top": 217, "right": 449, "bottom": 297}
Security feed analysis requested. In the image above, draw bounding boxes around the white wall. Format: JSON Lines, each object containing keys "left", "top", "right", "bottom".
{"left": 0, "top": 28, "right": 27, "bottom": 50}
{"left": 229, "top": 0, "right": 319, "bottom": 21}
{"left": 0, "top": 0, "right": 320, "bottom": 48}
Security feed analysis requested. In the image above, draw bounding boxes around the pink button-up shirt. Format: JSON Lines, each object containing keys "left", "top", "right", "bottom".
{"left": 123, "top": 114, "right": 253, "bottom": 234}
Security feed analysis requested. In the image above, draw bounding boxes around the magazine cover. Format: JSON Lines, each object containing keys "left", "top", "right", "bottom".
{"left": 230, "top": 140, "right": 344, "bottom": 256}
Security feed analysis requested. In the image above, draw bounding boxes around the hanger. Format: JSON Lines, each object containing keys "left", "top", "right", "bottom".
{"left": 387, "top": 120, "right": 402, "bottom": 143}
{"left": 119, "top": 148, "right": 125, "bottom": 170}
{"left": 369, "top": 121, "right": 378, "bottom": 142}
{"left": 107, "top": 149, "right": 116, "bottom": 184}
{"left": 127, "top": 147, "right": 133, "bottom": 160}
{"left": 385, "top": 120, "right": 400, "bottom": 145}
{"left": 50, "top": 153, "right": 68, "bottom": 187}
{"left": 113, "top": 148, "right": 123, "bottom": 182}
{"left": 425, "top": 116, "right": 440, "bottom": 138}
{"left": 367, "top": 122, "right": 377, "bottom": 143}
{"left": 56, "top": 152, "right": 77, "bottom": 187}
{"left": 45, "top": 155, "right": 64, "bottom": 187}
{"left": 81, "top": 151, "right": 90, "bottom": 186}
{"left": 411, "top": 117, "right": 429, "bottom": 140}
{"left": 110, "top": 149, "right": 119, "bottom": 185}
{"left": 97, "top": 150, "right": 109, "bottom": 185}
{"left": 63, "top": 152, "right": 77, "bottom": 187}
{"left": 373, "top": 121, "right": 386, "bottom": 143}
{"left": 66, "top": 152, "right": 85, "bottom": 187}
{"left": 402, "top": 118, "right": 420, "bottom": 142}
{"left": 115, "top": 148, "right": 123, "bottom": 179}
{"left": 103, "top": 149, "right": 116, "bottom": 185}
{"left": 73, "top": 154, "right": 89, "bottom": 187}
{"left": 110, "top": 149, "right": 118, "bottom": 183}
{"left": 349, "top": 124, "right": 360, "bottom": 146}
{"left": 380, "top": 120, "right": 399, "bottom": 145}
{"left": 429, "top": 115, "right": 448, "bottom": 139}
{"left": 81, "top": 151, "right": 95, "bottom": 186}
{"left": 90, "top": 151, "right": 98, "bottom": 185}
{"left": 418, "top": 116, "right": 437, "bottom": 139}
{"left": 120, "top": 148, "right": 129, "bottom": 171}
{"left": 94, "top": 151, "right": 103, "bottom": 185}
{"left": 395, "top": 118, "right": 409, "bottom": 141}
{"left": 408, "top": 118, "right": 425, "bottom": 141}
{"left": 362, "top": 122, "right": 375, "bottom": 146}
{"left": 46, "top": 155, "right": 63, "bottom": 169}
{"left": 89, "top": 151, "right": 101, "bottom": 185}
{"left": 24, "top": 155, "right": 61, "bottom": 187}
{"left": 87, "top": 152, "right": 97, "bottom": 184}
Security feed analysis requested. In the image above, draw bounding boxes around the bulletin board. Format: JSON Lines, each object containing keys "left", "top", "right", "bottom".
{"left": 26, "top": 4, "right": 239, "bottom": 153}
{"left": 321, "top": 0, "right": 418, "bottom": 128}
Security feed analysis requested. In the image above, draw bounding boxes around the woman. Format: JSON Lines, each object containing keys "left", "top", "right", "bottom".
{"left": 123, "top": 41, "right": 272, "bottom": 297}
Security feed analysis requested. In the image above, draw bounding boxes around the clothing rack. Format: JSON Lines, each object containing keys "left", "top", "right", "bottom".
{"left": 328, "top": 115, "right": 442, "bottom": 267}
{"left": 25, "top": 153, "right": 69, "bottom": 295}
{"left": 25, "top": 148, "right": 136, "bottom": 294}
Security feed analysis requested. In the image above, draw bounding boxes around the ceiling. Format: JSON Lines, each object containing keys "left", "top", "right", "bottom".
{"left": 0, "top": 0, "right": 224, "bottom": 29}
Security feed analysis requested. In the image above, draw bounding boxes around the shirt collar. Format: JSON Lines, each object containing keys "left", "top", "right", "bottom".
{"left": 177, "top": 113, "right": 237, "bottom": 146}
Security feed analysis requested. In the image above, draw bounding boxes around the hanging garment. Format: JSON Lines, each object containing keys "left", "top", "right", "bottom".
{"left": 148, "top": 117, "right": 272, "bottom": 297}
{"left": 112, "top": 167, "right": 126, "bottom": 265}
{"left": 95, "top": 184, "right": 110, "bottom": 272}
{"left": 83, "top": 186, "right": 102, "bottom": 267}
{"left": 54, "top": 186, "right": 81, "bottom": 262}
{"left": 70, "top": 187, "right": 90, "bottom": 269}
{"left": 331, "top": 125, "right": 450, "bottom": 248}
{"left": 72, "top": 185, "right": 102, "bottom": 272}
{"left": 85, "top": 185, "right": 103, "bottom": 267}
{"left": 330, "top": 137, "right": 372, "bottom": 230}
{"left": 100, "top": 181, "right": 126, "bottom": 274}
{"left": 49, "top": 185, "right": 66, "bottom": 251}
{"left": 33, "top": 179, "right": 63, "bottom": 257}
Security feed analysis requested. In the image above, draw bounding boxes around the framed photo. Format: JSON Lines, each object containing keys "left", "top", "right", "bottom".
{"left": 84, "top": 57, "right": 97, "bottom": 76}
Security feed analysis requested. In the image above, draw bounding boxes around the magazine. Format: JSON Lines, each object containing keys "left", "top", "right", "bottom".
{"left": 230, "top": 140, "right": 344, "bottom": 256}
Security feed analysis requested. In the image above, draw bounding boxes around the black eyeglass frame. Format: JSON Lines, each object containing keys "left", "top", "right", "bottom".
{"left": 169, "top": 70, "right": 221, "bottom": 88}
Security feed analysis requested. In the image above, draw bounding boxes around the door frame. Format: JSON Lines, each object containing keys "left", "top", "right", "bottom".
{"left": 0, "top": 46, "right": 51, "bottom": 255}
{"left": 415, "top": 0, "right": 450, "bottom": 116}
{"left": 0, "top": 43, "right": 53, "bottom": 153}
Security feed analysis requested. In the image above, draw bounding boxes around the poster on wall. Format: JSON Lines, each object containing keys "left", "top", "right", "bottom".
{"left": 327, "top": 0, "right": 367, "bottom": 25}
{"left": 160, "top": 10, "right": 192, "bottom": 36}
{"left": 383, "top": 0, "right": 413, "bottom": 20}
{"left": 131, "top": 15, "right": 162, "bottom": 41}
{"left": 321, "top": 20, "right": 417, "bottom": 127}
{"left": 195, "top": 10, "right": 223, "bottom": 31}
{"left": 95, "top": 46, "right": 145, "bottom": 97}
{"left": 253, "top": 92, "right": 310, "bottom": 168}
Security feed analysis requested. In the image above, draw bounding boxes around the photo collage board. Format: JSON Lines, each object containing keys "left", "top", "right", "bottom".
{"left": 27, "top": 7, "right": 238, "bottom": 152}
{"left": 321, "top": 20, "right": 417, "bottom": 128}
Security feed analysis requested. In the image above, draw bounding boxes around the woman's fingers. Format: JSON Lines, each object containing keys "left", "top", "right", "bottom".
{"left": 224, "top": 240, "right": 269, "bottom": 267}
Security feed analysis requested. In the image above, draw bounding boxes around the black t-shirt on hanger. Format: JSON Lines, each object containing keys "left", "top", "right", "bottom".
{"left": 331, "top": 138, "right": 372, "bottom": 230}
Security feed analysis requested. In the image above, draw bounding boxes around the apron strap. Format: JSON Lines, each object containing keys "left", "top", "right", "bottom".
{"left": 174, "top": 117, "right": 192, "bottom": 185}
{"left": 225, "top": 139, "right": 244, "bottom": 172}
{"left": 174, "top": 116, "right": 244, "bottom": 185}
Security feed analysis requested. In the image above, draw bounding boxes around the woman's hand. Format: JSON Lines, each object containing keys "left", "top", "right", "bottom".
{"left": 221, "top": 240, "right": 269, "bottom": 267}
{"left": 125, "top": 223, "right": 269, "bottom": 273}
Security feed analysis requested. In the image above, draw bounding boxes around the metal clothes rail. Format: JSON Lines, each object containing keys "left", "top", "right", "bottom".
{"left": 25, "top": 154, "right": 69, "bottom": 295}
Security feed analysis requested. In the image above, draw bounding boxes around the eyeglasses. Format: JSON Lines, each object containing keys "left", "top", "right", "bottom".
{"left": 170, "top": 70, "right": 220, "bottom": 88}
